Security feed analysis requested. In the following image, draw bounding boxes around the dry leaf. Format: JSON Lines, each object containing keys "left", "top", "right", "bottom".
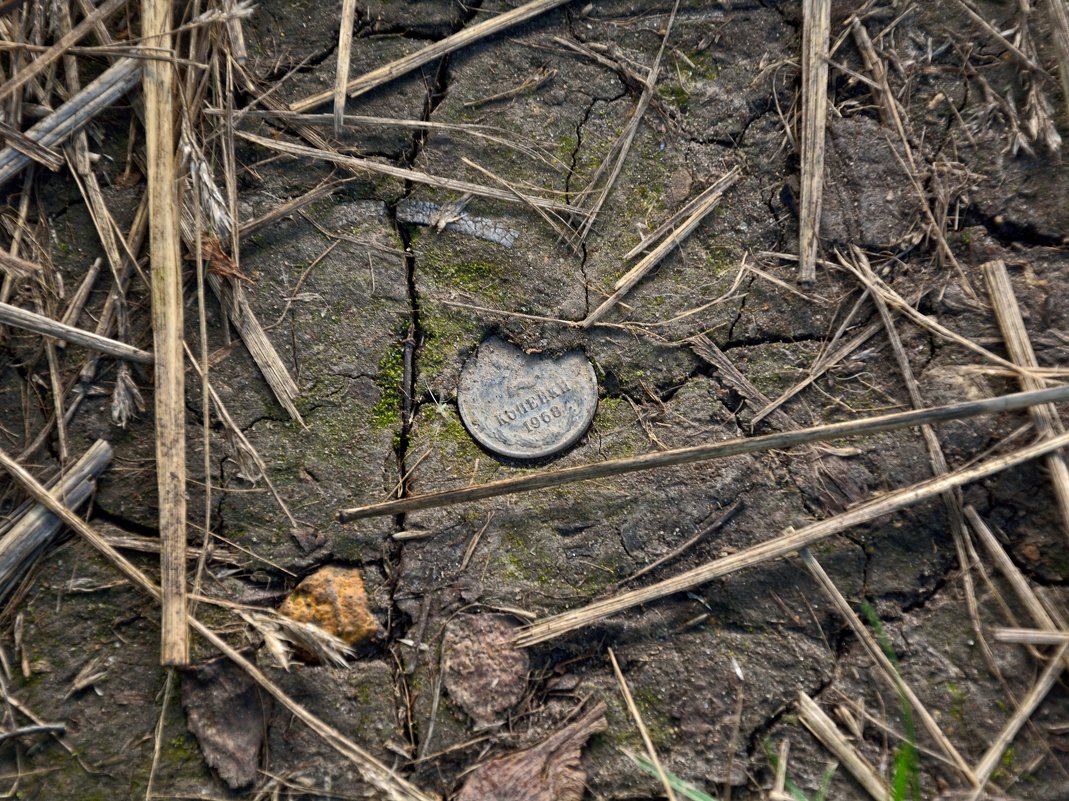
{"left": 443, "top": 614, "right": 529, "bottom": 727}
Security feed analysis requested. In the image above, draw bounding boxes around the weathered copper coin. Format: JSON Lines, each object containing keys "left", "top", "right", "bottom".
{"left": 457, "top": 337, "right": 597, "bottom": 460}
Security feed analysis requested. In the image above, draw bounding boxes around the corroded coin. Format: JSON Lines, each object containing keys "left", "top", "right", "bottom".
{"left": 457, "top": 337, "right": 597, "bottom": 460}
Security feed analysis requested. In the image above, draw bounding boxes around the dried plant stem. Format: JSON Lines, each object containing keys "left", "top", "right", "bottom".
{"left": 1048, "top": 0, "right": 1069, "bottom": 124}
{"left": 800, "top": 549, "right": 978, "bottom": 785}
{"left": 340, "top": 385, "right": 1069, "bottom": 521}
{"left": 143, "top": 0, "right": 188, "bottom": 667}
{"left": 0, "top": 0, "right": 128, "bottom": 103}
{"left": 796, "top": 692, "right": 888, "bottom": 800}
{"left": 0, "top": 440, "right": 112, "bottom": 604}
{"left": 0, "top": 448, "right": 439, "bottom": 801}
{"left": 290, "top": 0, "right": 572, "bottom": 111}
{"left": 236, "top": 130, "right": 577, "bottom": 216}
{"left": 334, "top": 0, "right": 358, "bottom": 134}
{"left": 0, "top": 58, "right": 141, "bottom": 187}
{"left": 0, "top": 300, "right": 152, "bottom": 362}
{"left": 581, "top": 167, "right": 740, "bottom": 327}
{"left": 798, "top": 0, "right": 830, "bottom": 284}
{"left": 966, "top": 643, "right": 1068, "bottom": 800}
{"left": 514, "top": 429, "right": 1069, "bottom": 647}
{"left": 994, "top": 627, "right": 1069, "bottom": 645}
{"left": 608, "top": 648, "right": 677, "bottom": 801}
{"left": 981, "top": 259, "right": 1069, "bottom": 544}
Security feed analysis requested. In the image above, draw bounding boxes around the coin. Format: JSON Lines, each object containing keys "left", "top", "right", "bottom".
{"left": 457, "top": 337, "right": 598, "bottom": 460}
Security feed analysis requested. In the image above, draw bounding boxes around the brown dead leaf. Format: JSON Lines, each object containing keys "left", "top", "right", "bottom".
{"left": 454, "top": 702, "right": 607, "bottom": 801}
{"left": 182, "top": 654, "right": 266, "bottom": 789}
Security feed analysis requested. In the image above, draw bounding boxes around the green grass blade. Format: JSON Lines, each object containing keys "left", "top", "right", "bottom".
{"left": 621, "top": 748, "right": 720, "bottom": 801}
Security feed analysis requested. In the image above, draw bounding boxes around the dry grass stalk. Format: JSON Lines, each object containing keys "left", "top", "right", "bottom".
{"left": 626, "top": 176, "right": 740, "bottom": 261}
{"left": 0, "top": 449, "right": 439, "bottom": 801}
{"left": 1048, "top": 0, "right": 1069, "bottom": 125}
{"left": 0, "top": 249, "right": 43, "bottom": 279}
{"left": 575, "top": 0, "right": 679, "bottom": 243}
{"left": 607, "top": 647, "right": 677, "bottom": 801}
{"left": 143, "top": 0, "right": 188, "bottom": 667}
{"left": 965, "top": 642, "right": 1068, "bottom": 800}
{"left": 513, "top": 428, "right": 1069, "bottom": 647}
{"left": 340, "top": 385, "right": 1069, "bottom": 521}
{"left": 770, "top": 739, "right": 790, "bottom": 801}
{"left": 796, "top": 692, "right": 888, "bottom": 800}
{"left": 0, "top": 299, "right": 153, "bottom": 362}
{"left": 0, "top": 440, "right": 111, "bottom": 604}
{"left": 224, "top": 0, "right": 249, "bottom": 64}
{"left": 333, "top": 0, "right": 358, "bottom": 135}
{"left": 290, "top": 0, "right": 573, "bottom": 112}
{"left": 954, "top": 0, "right": 1051, "bottom": 76}
{"left": 981, "top": 259, "right": 1069, "bottom": 545}
{"left": 798, "top": 0, "right": 830, "bottom": 284}
{"left": 0, "top": 57, "right": 141, "bottom": 187}
{"left": 994, "top": 627, "right": 1069, "bottom": 645}
{"left": 581, "top": 167, "right": 740, "bottom": 327}
{"left": 800, "top": 549, "right": 978, "bottom": 785}
{"left": 846, "top": 248, "right": 998, "bottom": 680}
{"left": 0, "top": 0, "right": 127, "bottom": 103}
{"left": 237, "top": 130, "right": 578, "bottom": 217}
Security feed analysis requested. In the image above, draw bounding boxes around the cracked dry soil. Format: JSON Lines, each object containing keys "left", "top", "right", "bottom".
{"left": 3, "top": 1, "right": 1069, "bottom": 799}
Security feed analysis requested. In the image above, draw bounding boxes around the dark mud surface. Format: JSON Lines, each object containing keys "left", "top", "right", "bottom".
{"left": 2, "top": 1, "right": 1069, "bottom": 799}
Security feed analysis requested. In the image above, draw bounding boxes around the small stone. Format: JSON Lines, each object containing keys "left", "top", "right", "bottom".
{"left": 1020, "top": 542, "right": 1041, "bottom": 562}
{"left": 279, "top": 566, "right": 381, "bottom": 648}
{"left": 443, "top": 614, "right": 529, "bottom": 727}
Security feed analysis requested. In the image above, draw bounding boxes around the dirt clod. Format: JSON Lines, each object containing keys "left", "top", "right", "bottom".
{"left": 442, "top": 613, "right": 529, "bottom": 728}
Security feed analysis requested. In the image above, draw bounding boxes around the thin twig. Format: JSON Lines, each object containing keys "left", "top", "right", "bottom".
{"left": 289, "top": 0, "right": 574, "bottom": 111}
{"left": 796, "top": 692, "right": 888, "bottom": 800}
{"left": 340, "top": 385, "right": 1069, "bottom": 521}
{"left": 514, "top": 429, "right": 1069, "bottom": 647}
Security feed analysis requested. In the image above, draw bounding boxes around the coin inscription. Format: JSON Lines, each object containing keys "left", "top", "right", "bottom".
{"left": 457, "top": 337, "right": 598, "bottom": 460}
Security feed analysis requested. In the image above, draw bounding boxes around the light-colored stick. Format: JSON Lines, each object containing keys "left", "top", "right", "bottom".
{"left": 771, "top": 739, "right": 790, "bottom": 801}
{"left": 1048, "top": 0, "right": 1069, "bottom": 126}
{"left": 607, "top": 648, "right": 677, "bottom": 801}
{"left": 966, "top": 643, "right": 1068, "bottom": 800}
{"left": 514, "top": 428, "right": 1069, "bottom": 647}
{"left": 800, "top": 549, "right": 978, "bottom": 785}
{"left": 0, "top": 447, "right": 438, "bottom": 801}
{"left": 0, "top": 440, "right": 112, "bottom": 604}
{"left": 0, "top": 58, "right": 141, "bottom": 187}
{"left": 143, "top": 0, "right": 188, "bottom": 667}
{"left": 798, "top": 0, "right": 831, "bottom": 284}
{"left": 981, "top": 259, "right": 1069, "bottom": 545}
{"left": 334, "top": 0, "right": 358, "bottom": 135}
{"left": 236, "top": 130, "right": 579, "bottom": 217}
{"left": 581, "top": 167, "right": 739, "bottom": 327}
{"left": 0, "top": 300, "right": 153, "bottom": 363}
{"left": 0, "top": 0, "right": 128, "bottom": 102}
{"left": 340, "top": 385, "right": 1069, "bottom": 521}
{"left": 796, "top": 692, "right": 889, "bottom": 801}
{"left": 289, "top": 0, "right": 572, "bottom": 112}
{"left": 625, "top": 175, "right": 740, "bottom": 260}
{"left": 994, "top": 627, "right": 1069, "bottom": 645}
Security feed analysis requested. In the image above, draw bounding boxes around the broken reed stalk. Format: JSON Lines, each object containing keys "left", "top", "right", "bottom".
{"left": 966, "top": 642, "right": 1068, "bottom": 801}
{"left": 340, "top": 385, "right": 1069, "bottom": 521}
{"left": 800, "top": 549, "right": 978, "bottom": 785}
{"left": 333, "top": 0, "right": 358, "bottom": 135}
{"left": 0, "top": 449, "right": 438, "bottom": 801}
{"left": 607, "top": 648, "right": 678, "bottom": 801}
{"left": 625, "top": 175, "right": 739, "bottom": 260}
{"left": 0, "top": 0, "right": 127, "bottom": 102}
{"left": 581, "top": 167, "right": 740, "bottom": 327}
{"left": 0, "top": 300, "right": 153, "bottom": 363}
{"left": 143, "top": 0, "right": 188, "bottom": 667}
{"left": 795, "top": 692, "right": 888, "bottom": 801}
{"left": 798, "top": 0, "right": 830, "bottom": 284}
{"left": 0, "top": 57, "right": 141, "bottom": 188}
{"left": 236, "top": 130, "right": 578, "bottom": 217}
{"left": 981, "top": 259, "right": 1069, "bottom": 545}
{"left": 289, "top": 0, "right": 573, "bottom": 112}
{"left": 513, "top": 428, "right": 1069, "bottom": 647}
{"left": 0, "top": 440, "right": 112, "bottom": 605}
{"left": 994, "top": 627, "right": 1069, "bottom": 645}
{"left": 1048, "top": 0, "right": 1069, "bottom": 125}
